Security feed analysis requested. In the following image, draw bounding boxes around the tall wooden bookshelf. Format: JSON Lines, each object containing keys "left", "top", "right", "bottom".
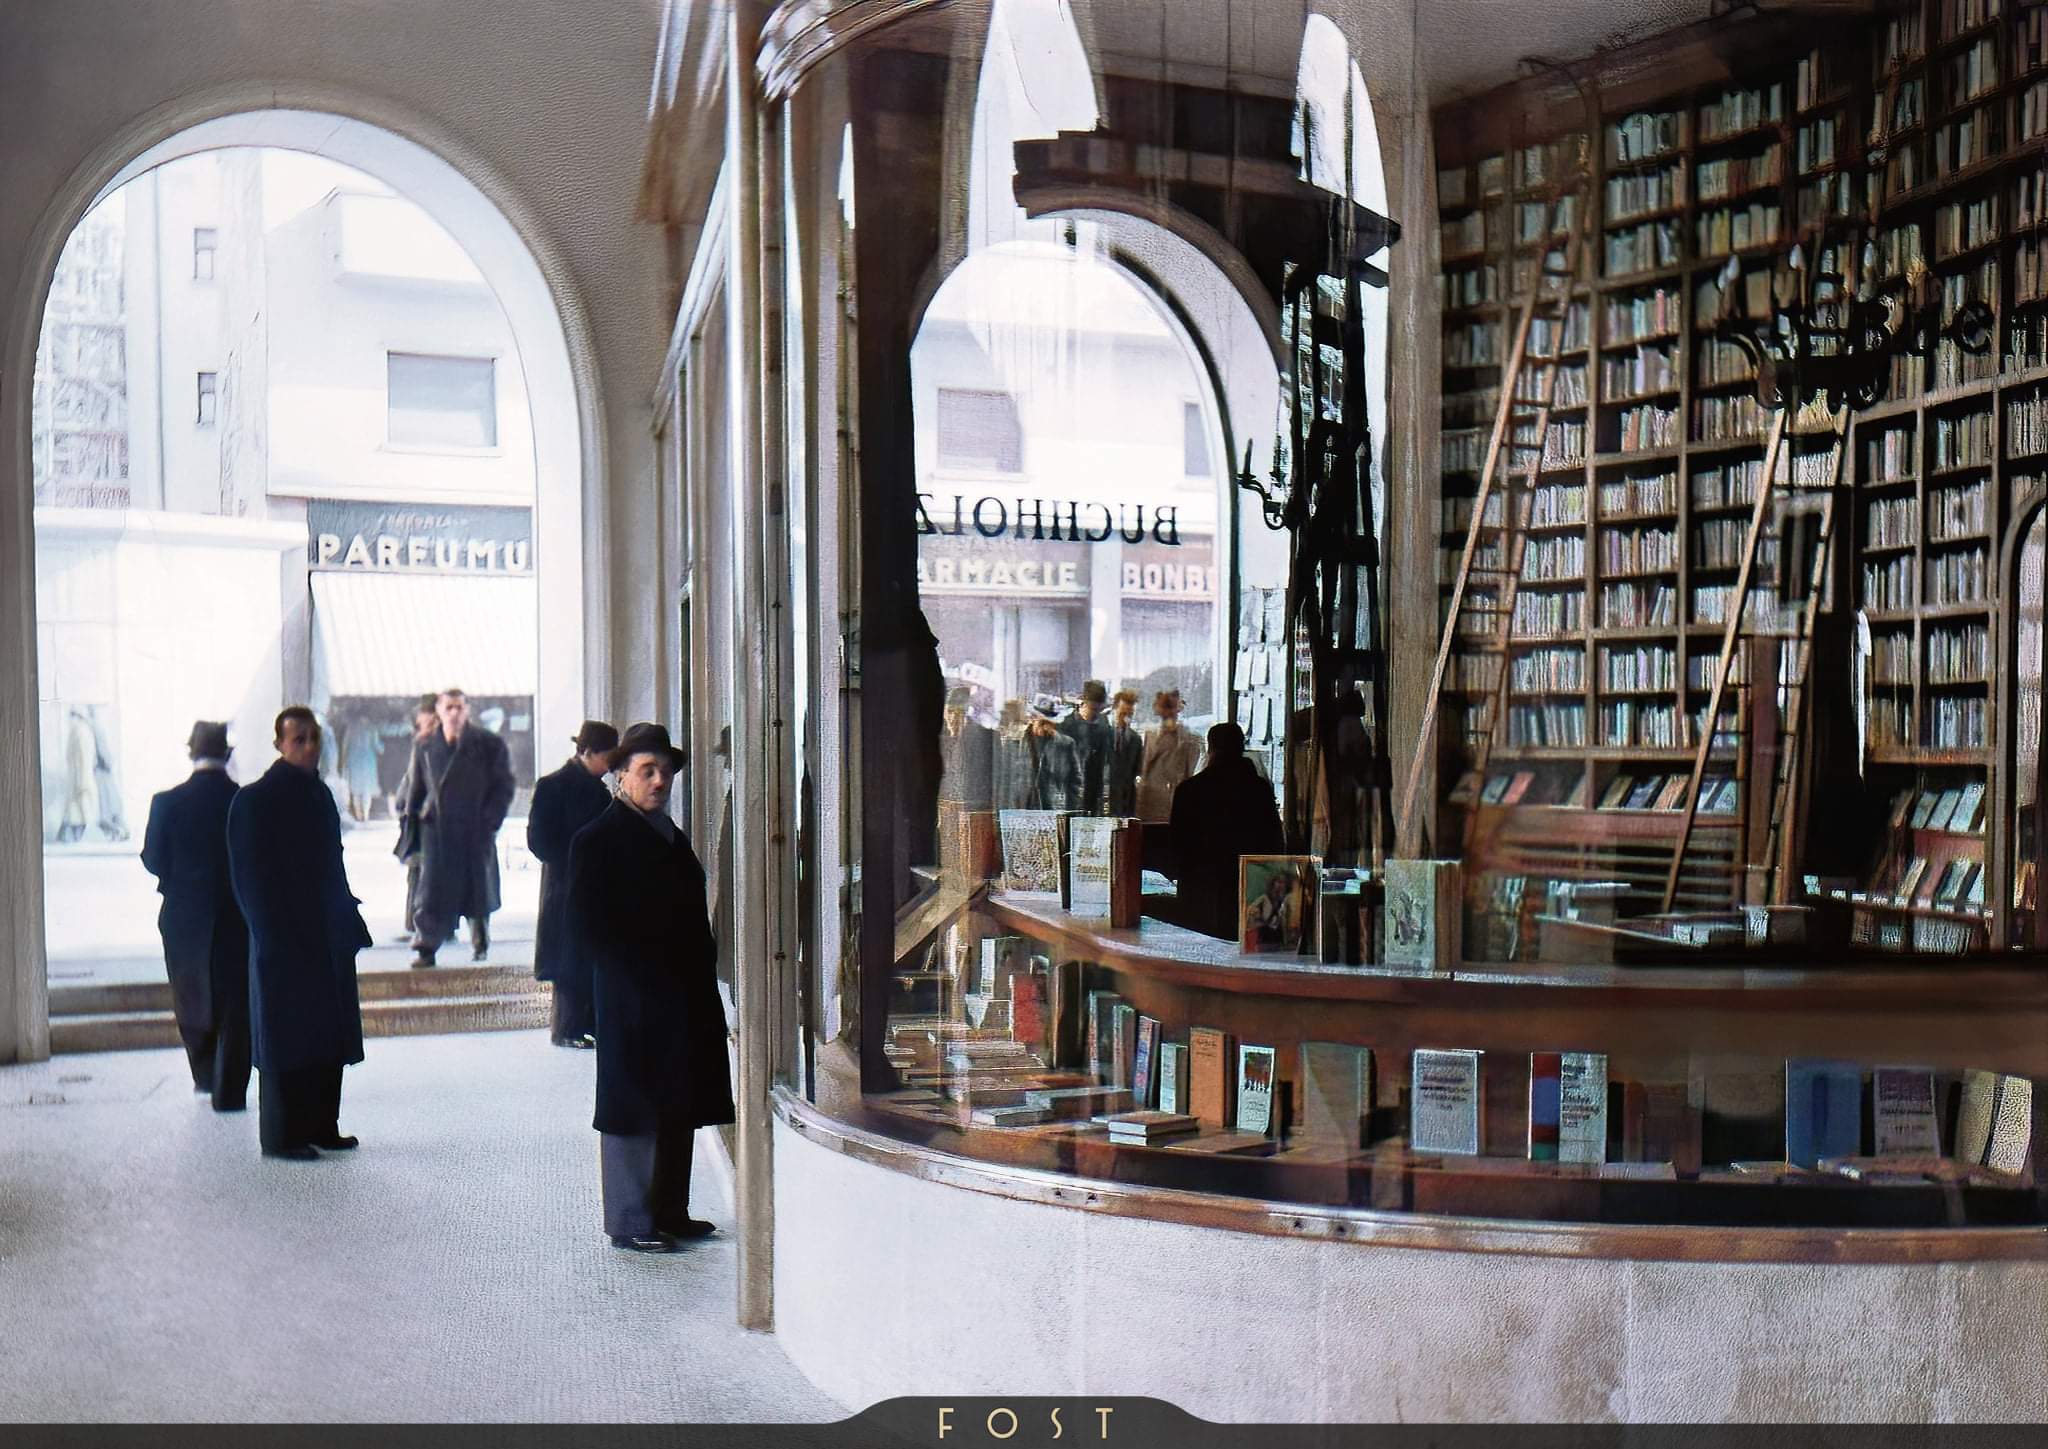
{"left": 1434, "top": 0, "right": 2048, "bottom": 953}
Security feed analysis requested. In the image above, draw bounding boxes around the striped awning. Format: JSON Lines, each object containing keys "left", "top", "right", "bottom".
{"left": 310, "top": 570, "right": 537, "bottom": 698}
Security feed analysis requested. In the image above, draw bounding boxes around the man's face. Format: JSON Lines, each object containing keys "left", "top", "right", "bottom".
{"left": 944, "top": 706, "right": 965, "bottom": 734}
{"left": 1078, "top": 696, "right": 1100, "bottom": 720}
{"left": 437, "top": 694, "right": 470, "bottom": 738}
{"left": 277, "top": 718, "right": 321, "bottom": 772}
{"left": 1113, "top": 698, "right": 1134, "bottom": 727}
{"left": 414, "top": 710, "right": 436, "bottom": 738}
{"left": 1028, "top": 716, "right": 1055, "bottom": 739}
{"left": 617, "top": 753, "right": 675, "bottom": 813}
{"left": 1157, "top": 698, "right": 1180, "bottom": 725}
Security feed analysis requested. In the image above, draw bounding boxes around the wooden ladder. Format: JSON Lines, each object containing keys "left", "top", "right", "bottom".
{"left": 1399, "top": 176, "right": 1589, "bottom": 854}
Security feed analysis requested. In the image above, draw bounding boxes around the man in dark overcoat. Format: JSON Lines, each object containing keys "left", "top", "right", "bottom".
{"left": 1103, "top": 688, "right": 1145, "bottom": 818}
{"left": 1167, "top": 722, "right": 1285, "bottom": 941}
{"left": 1056, "top": 678, "right": 1114, "bottom": 814}
{"left": 406, "top": 687, "right": 516, "bottom": 968}
{"left": 227, "top": 707, "right": 372, "bottom": 1160}
{"left": 391, "top": 694, "right": 438, "bottom": 942}
{"left": 939, "top": 686, "right": 994, "bottom": 809}
{"left": 568, "top": 722, "right": 735, "bottom": 1253}
{"left": 1024, "top": 703, "right": 1081, "bottom": 810}
{"left": 527, "top": 719, "right": 617, "bottom": 1048}
{"left": 140, "top": 720, "right": 251, "bottom": 1110}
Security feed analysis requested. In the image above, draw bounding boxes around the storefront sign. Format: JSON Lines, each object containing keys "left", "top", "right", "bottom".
{"left": 308, "top": 501, "right": 533, "bottom": 574}
{"left": 917, "top": 492, "right": 1181, "bottom": 545}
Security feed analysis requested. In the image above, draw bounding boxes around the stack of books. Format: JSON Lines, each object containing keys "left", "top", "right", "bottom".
{"left": 1101, "top": 1111, "right": 1201, "bottom": 1146}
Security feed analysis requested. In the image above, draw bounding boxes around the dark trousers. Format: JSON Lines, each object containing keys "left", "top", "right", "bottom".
{"left": 403, "top": 859, "right": 421, "bottom": 934}
{"left": 600, "top": 1125, "right": 696, "bottom": 1238}
{"left": 550, "top": 974, "right": 594, "bottom": 1043}
{"left": 259, "top": 1063, "right": 344, "bottom": 1153}
{"left": 413, "top": 910, "right": 488, "bottom": 961}
{"left": 177, "top": 1002, "right": 251, "bottom": 1111}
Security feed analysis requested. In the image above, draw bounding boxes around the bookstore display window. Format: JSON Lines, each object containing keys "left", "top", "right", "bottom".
{"left": 780, "top": 0, "right": 2048, "bottom": 1232}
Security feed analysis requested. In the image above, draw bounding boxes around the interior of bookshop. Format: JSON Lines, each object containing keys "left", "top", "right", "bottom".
{"left": 828, "top": 0, "right": 2048, "bottom": 1235}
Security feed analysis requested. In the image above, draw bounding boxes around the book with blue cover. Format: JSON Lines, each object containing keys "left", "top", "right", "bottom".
{"left": 1785, "top": 1059, "right": 1863, "bottom": 1168}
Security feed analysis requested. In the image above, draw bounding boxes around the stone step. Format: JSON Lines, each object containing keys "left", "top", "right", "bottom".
{"left": 50, "top": 990, "right": 550, "bottom": 1055}
{"left": 50, "top": 965, "right": 547, "bottom": 1018}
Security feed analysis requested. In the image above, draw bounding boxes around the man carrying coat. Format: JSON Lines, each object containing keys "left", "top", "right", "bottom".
{"left": 406, "top": 687, "right": 516, "bottom": 968}
{"left": 227, "top": 707, "right": 372, "bottom": 1160}
{"left": 527, "top": 719, "right": 617, "bottom": 1048}
{"left": 140, "top": 720, "right": 251, "bottom": 1111}
{"left": 568, "top": 722, "right": 735, "bottom": 1253}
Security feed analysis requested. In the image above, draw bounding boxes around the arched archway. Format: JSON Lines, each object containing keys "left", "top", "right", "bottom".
{"left": 2, "top": 93, "right": 604, "bottom": 1061}
{"left": 1995, "top": 484, "right": 2048, "bottom": 949}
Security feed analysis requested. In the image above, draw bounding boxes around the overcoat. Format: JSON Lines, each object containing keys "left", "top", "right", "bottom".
{"left": 568, "top": 801, "right": 735, "bottom": 1135}
{"left": 140, "top": 769, "right": 248, "bottom": 1033}
{"left": 1057, "top": 711, "right": 1113, "bottom": 814}
{"left": 1168, "top": 757, "right": 1286, "bottom": 940}
{"left": 939, "top": 719, "right": 995, "bottom": 808}
{"left": 1103, "top": 721, "right": 1145, "bottom": 818}
{"left": 526, "top": 756, "right": 611, "bottom": 985}
{"left": 1136, "top": 724, "right": 1203, "bottom": 822}
{"left": 227, "top": 759, "right": 371, "bottom": 1071}
{"left": 404, "top": 725, "right": 515, "bottom": 924}
{"left": 1025, "top": 730, "right": 1081, "bottom": 811}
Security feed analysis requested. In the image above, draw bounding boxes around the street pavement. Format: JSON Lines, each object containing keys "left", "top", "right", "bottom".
{"left": 42, "top": 819, "right": 540, "bottom": 988}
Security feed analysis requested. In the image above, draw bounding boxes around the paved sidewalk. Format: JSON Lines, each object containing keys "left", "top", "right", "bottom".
{"left": 0, "top": 1031, "right": 845, "bottom": 1422}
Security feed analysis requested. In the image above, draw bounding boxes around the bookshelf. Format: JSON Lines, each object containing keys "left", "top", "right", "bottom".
{"left": 1433, "top": 0, "right": 2048, "bottom": 951}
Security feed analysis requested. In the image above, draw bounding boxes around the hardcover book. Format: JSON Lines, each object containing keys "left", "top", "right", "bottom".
{"left": 1872, "top": 1066, "right": 1941, "bottom": 1156}
{"left": 1009, "top": 969, "right": 1048, "bottom": 1056}
{"left": 1025, "top": 1084, "right": 1133, "bottom": 1119}
{"left": 1130, "top": 1016, "right": 1160, "bottom": 1109}
{"left": 1529, "top": 1053, "right": 1562, "bottom": 1160}
{"left": 1239, "top": 854, "right": 1321, "bottom": 955}
{"left": 1410, "top": 1048, "right": 1483, "bottom": 1156}
{"left": 1068, "top": 817, "right": 1117, "bottom": 919}
{"left": 1624, "top": 776, "right": 1662, "bottom": 810}
{"left": 1110, "top": 1003, "right": 1139, "bottom": 1089}
{"left": 1158, "top": 1040, "right": 1190, "bottom": 1115}
{"left": 1530, "top": 1051, "right": 1608, "bottom": 1164}
{"left": 1500, "top": 770, "right": 1537, "bottom": 806}
{"left": 1651, "top": 775, "right": 1689, "bottom": 812}
{"left": 1481, "top": 774, "right": 1512, "bottom": 805}
{"left": 1384, "top": 859, "right": 1463, "bottom": 971}
{"left": 1955, "top": 1069, "right": 2034, "bottom": 1173}
{"left": 1298, "top": 1042, "right": 1373, "bottom": 1148}
{"left": 1188, "top": 1026, "right": 1235, "bottom": 1127}
{"left": 1084, "top": 992, "right": 1124, "bottom": 1082}
{"left": 970, "top": 1105, "right": 1052, "bottom": 1127}
{"left": 1928, "top": 788, "right": 1963, "bottom": 831}
{"left": 1109, "top": 820, "right": 1144, "bottom": 928}
{"left": 997, "top": 810, "right": 1066, "bottom": 892}
{"left": 1894, "top": 856, "right": 1927, "bottom": 905}
{"left": 1785, "top": 1059, "right": 1863, "bottom": 1168}
{"left": 1236, "top": 1044, "right": 1279, "bottom": 1136}
{"left": 1911, "top": 789, "right": 1940, "bottom": 829}
{"left": 1954, "top": 782, "right": 1986, "bottom": 832}
{"left": 1102, "top": 1110, "right": 1200, "bottom": 1143}
{"left": 1598, "top": 775, "right": 1634, "bottom": 809}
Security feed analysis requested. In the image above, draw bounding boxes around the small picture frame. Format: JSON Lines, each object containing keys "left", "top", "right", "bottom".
{"left": 1238, "top": 854, "right": 1321, "bottom": 956}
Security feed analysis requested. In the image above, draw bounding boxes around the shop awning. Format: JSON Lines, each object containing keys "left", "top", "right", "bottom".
{"left": 310, "top": 570, "right": 537, "bottom": 699}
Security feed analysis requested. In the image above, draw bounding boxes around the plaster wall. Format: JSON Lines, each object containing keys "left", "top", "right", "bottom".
{"left": 772, "top": 1119, "right": 2048, "bottom": 1421}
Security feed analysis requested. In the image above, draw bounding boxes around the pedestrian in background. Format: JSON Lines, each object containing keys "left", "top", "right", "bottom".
{"left": 140, "top": 720, "right": 251, "bottom": 1111}
{"left": 528, "top": 719, "right": 617, "bottom": 1048}
{"left": 392, "top": 694, "right": 438, "bottom": 942}
{"left": 405, "top": 687, "right": 515, "bottom": 968}
{"left": 568, "top": 723, "right": 733, "bottom": 1252}
{"left": 227, "top": 707, "right": 371, "bottom": 1160}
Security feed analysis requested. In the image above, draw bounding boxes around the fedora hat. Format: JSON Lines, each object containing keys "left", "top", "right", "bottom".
{"left": 607, "top": 721, "right": 687, "bottom": 771}
{"left": 572, "top": 719, "right": 620, "bottom": 755}
{"left": 186, "top": 720, "right": 231, "bottom": 760}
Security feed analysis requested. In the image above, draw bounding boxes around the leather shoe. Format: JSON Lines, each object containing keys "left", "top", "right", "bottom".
{"left": 410, "top": 954, "right": 437, "bottom": 970}
{"left": 311, "top": 1134, "right": 359, "bottom": 1151}
{"left": 213, "top": 1100, "right": 248, "bottom": 1114}
{"left": 662, "top": 1218, "right": 717, "bottom": 1240}
{"left": 471, "top": 946, "right": 488, "bottom": 962}
{"left": 610, "top": 1232, "right": 679, "bottom": 1253}
{"left": 263, "top": 1145, "right": 319, "bottom": 1161}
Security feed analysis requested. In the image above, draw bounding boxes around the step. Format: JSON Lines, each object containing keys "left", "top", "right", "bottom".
{"left": 50, "top": 965, "right": 545, "bottom": 1018}
{"left": 49, "top": 991, "right": 550, "bottom": 1055}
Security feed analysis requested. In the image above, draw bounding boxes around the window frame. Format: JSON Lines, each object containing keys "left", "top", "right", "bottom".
{"left": 195, "top": 370, "right": 218, "bottom": 426}
{"left": 383, "top": 350, "right": 501, "bottom": 453}
{"left": 192, "top": 227, "right": 217, "bottom": 282}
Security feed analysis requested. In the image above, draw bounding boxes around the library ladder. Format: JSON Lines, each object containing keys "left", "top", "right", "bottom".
{"left": 1399, "top": 176, "right": 1590, "bottom": 854}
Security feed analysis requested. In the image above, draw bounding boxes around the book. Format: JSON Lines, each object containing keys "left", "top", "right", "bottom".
{"left": 1500, "top": 770, "right": 1537, "bottom": 805}
{"left": 1109, "top": 820, "right": 1144, "bottom": 927}
{"left": 1102, "top": 1110, "right": 1200, "bottom": 1143}
{"left": 1069, "top": 817, "right": 1116, "bottom": 919}
{"left": 1531, "top": 1051, "right": 1608, "bottom": 1164}
{"left": 1894, "top": 856, "right": 1928, "bottom": 905}
{"left": 1239, "top": 854, "right": 1321, "bottom": 955}
{"left": 1410, "top": 1048, "right": 1483, "bottom": 1156}
{"left": 1188, "top": 1026, "right": 1235, "bottom": 1127}
{"left": 1887, "top": 789, "right": 1914, "bottom": 830}
{"left": 1623, "top": 1081, "right": 1702, "bottom": 1174}
{"left": 1624, "top": 775, "right": 1663, "bottom": 810}
{"left": 1481, "top": 774, "right": 1512, "bottom": 805}
{"left": 1110, "top": 1003, "right": 1138, "bottom": 1089}
{"left": 1563, "top": 773, "right": 1590, "bottom": 807}
{"left": 1928, "top": 788, "right": 1963, "bottom": 831}
{"left": 1785, "top": 1059, "right": 1863, "bottom": 1168}
{"left": 1236, "top": 1044, "right": 1279, "bottom": 1136}
{"left": 1025, "top": 1084, "right": 1133, "bottom": 1119}
{"left": 1297, "top": 1042, "right": 1372, "bottom": 1148}
{"left": 1130, "top": 1015, "right": 1160, "bottom": 1108}
{"left": 1158, "top": 1040, "right": 1190, "bottom": 1115}
{"left": 1651, "top": 775, "right": 1689, "bottom": 812}
{"left": 1872, "top": 1066, "right": 1941, "bottom": 1156}
{"left": 1009, "top": 969, "right": 1048, "bottom": 1055}
{"left": 997, "top": 810, "right": 1066, "bottom": 892}
{"left": 1384, "top": 859, "right": 1463, "bottom": 970}
{"left": 1911, "top": 789, "right": 1940, "bottom": 829}
{"left": 1933, "top": 860, "right": 1967, "bottom": 905}
{"left": 1955, "top": 1069, "right": 2034, "bottom": 1173}
{"left": 1954, "top": 782, "right": 1986, "bottom": 832}
{"left": 970, "top": 1105, "right": 1052, "bottom": 1127}
{"left": 1598, "top": 774, "right": 1634, "bottom": 809}
{"left": 1966, "top": 863, "right": 1987, "bottom": 907}
{"left": 1163, "top": 1130, "right": 1280, "bottom": 1157}
{"left": 1085, "top": 991, "right": 1124, "bottom": 1081}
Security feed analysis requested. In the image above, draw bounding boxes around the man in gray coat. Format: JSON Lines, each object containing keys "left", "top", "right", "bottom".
{"left": 406, "top": 687, "right": 516, "bottom": 968}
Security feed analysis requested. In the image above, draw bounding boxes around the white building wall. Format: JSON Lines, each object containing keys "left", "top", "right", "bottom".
{"left": 149, "top": 155, "right": 227, "bottom": 516}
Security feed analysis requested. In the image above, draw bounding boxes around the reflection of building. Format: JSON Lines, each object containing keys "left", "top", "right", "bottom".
{"left": 912, "top": 245, "right": 1222, "bottom": 718}
{"left": 30, "top": 154, "right": 538, "bottom": 838}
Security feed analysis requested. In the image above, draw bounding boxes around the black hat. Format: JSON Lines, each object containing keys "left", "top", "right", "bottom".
{"left": 572, "top": 720, "right": 620, "bottom": 755}
{"left": 1078, "top": 679, "right": 1108, "bottom": 705}
{"left": 607, "top": 721, "right": 687, "bottom": 771}
{"left": 186, "top": 720, "right": 231, "bottom": 760}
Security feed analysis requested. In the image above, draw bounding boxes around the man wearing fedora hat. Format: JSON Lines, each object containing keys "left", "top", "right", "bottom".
{"left": 568, "top": 722, "right": 734, "bottom": 1252}
{"left": 1057, "top": 679, "right": 1115, "bottom": 815}
{"left": 527, "top": 719, "right": 618, "bottom": 1048}
{"left": 141, "top": 721, "right": 252, "bottom": 1110}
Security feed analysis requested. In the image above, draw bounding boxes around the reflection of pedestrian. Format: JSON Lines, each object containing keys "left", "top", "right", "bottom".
{"left": 342, "top": 718, "right": 384, "bottom": 823}
{"left": 711, "top": 726, "right": 737, "bottom": 993}
{"left": 141, "top": 721, "right": 251, "bottom": 1111}
{"left": 88, "top": 706, "right": 129, "bottom": 841}
{"left": 1024, "top": 703, "right": 1080, "bottom": 810}
{"left": 939, "top": 687, "right": 994, "bottom": 808}
{"left": 406, "top": 688, "right": 515, "bottom": 968}
{"left": 227, "top": 707, "right": 371, "bottom": 1160}
{"left": 1103, "top": 689, "right": 1144, "bottom": 817}
{"left": 1136, "top": 690, "right": 1202, "bottom": 823}
{"left": 391, "top": 696, "right": 438, "bottom": 943}
{"left": 528, "top": 720, "right": 617, "bottom": 1048}
{"left": 59, "top": 708, "right": 93, "bottom": 843}
{"left": 1056, "top": 680, "right": 1113, "bottom": 815}
{"left": 568, "top": 723, "right": 734, "bottom": 1253}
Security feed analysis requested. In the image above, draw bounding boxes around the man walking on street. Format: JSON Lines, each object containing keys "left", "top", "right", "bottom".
{"left": 528, "top": 719, "right": 617, "bottom": 1048}
{"left": 405, "top": 687, "right": 516, "bottom": 968}
{"left": 568, "top": 723, "right": 734, "bottom": 1252}
{"left": 227, "top": 707, "right": 372, "bottom": 1160}
{"left": 392, "top": 694, "right": 438, "bottom": 943}
{"left": 141, "top": 720, "right": 252, "bottom": 1111}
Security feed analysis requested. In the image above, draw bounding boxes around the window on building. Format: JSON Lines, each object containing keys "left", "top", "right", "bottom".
{"left": 387, "top": 352, "right": 498, "bottom": 449}
{"left": 196, "top": 371, "right": 217, "bottom": 426}
{"left": 192, "top": 227, "right": 217, "bottom": 282}
{"left": 935, "top": 387, "right": 1022, "bottom": 473}
{"left": 1183, "top": 400, "right": 1211, "bottom": 476}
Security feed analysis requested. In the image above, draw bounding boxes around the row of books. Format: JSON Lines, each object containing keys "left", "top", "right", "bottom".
{"left": 1603, "top": 471, "right": 1679, "bottom": 515}
{"left": 1601, "top": 525, "right": 1678, "bottom": 574}
{"left": 1596, "top": 771, "right": 1737, "bottom": 814}
{"left": 1479, "top": 770, "right": 1587, "bottom": 808}
{"left": 1927, "top": 623, "right": 1991, "bottom": 683}
{"left": 1891, "top": 854, "right": 1989, "bottom": 910}
{"left": 1608, "top": 109, "right": 1681, "bottom": 165}
{"left": 1934, "top": 196, "right": 2000, "bottom": 260}
{"left": 1599, "top": 701, "right": 1679, "bottom": 748}
{"left": 1700, "top": 83, "right": 1783, "bottom": 143}
{"left": 1697, "top": 145, "right": 1782, "bottom": 203}
{"left": 2010, "top": 390, "right": 2048, "bottom": 459}
{"left": 1932, "top": 408, "right": 1994, "bottom": 470}
{"left": 1926, "top": 545, "right": 1989, "bottom": 607}
{"left": 1697, "top": 202, "right": 1782, "bottom": 260}
{"left": 1605, "top": 166, "right": 1685, "bottom": 225}
{"left": 1930, "top": 479, "right": 1989, "bottom": 541}
{"left": 1601, "top": 346, "right": 1677, "bottom": 400}
{"left": 1866, "top": 496, "right": 1918, "bottom": 551}
{"left": 1603, "top": 288, "right": 1681, "bottom": 345}
{"left": 1925, "top": 695, "right": 1989, "bottom": 749}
